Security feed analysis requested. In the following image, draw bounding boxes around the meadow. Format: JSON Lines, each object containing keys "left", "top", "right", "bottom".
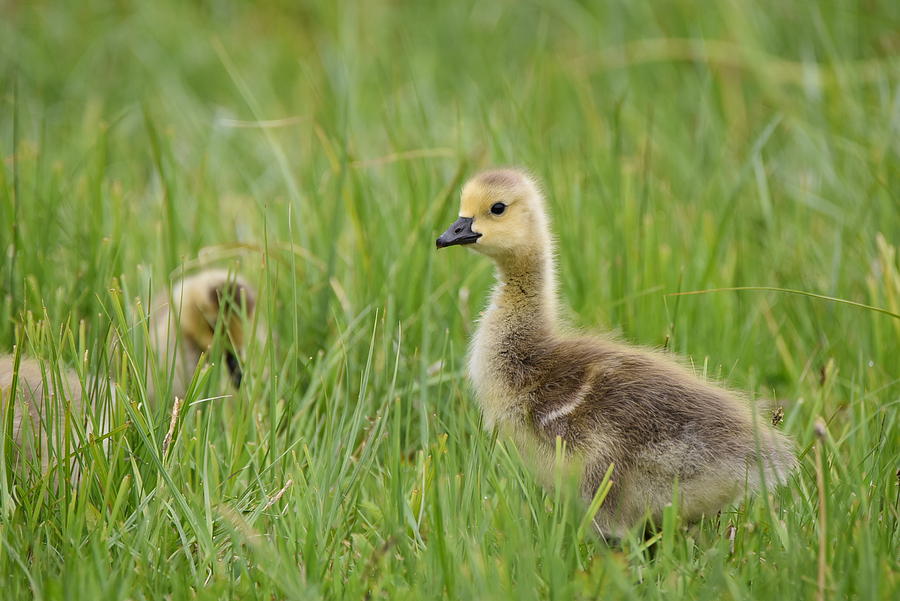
{"left": 1, "top": 0, "right": 898, "bottom": 599}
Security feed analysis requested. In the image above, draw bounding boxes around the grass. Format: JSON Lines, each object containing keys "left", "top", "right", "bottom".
{"left": 1, "top": 0, "right": 898, "bottom": 598}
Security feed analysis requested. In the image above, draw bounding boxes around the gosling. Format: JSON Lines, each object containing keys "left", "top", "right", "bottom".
{"left": 146, "top": 269, "right": 257, "bottom": 401}
{"left": 1, "top": 355, "right": 91, "bottom": 476}
{"left": 436, "top": 168, "right": 796, "bottom": 538}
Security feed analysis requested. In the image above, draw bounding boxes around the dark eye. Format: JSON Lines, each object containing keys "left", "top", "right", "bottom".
{"left": 490, "top": 202, "right": 506, "bottom": 215}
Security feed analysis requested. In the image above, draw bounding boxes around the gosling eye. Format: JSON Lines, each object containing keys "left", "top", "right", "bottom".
{"left": 490, "top": 202, "right": 506, "bottom": 216}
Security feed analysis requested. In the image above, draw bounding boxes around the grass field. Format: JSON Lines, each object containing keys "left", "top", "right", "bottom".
{"left": 1, "top": 0, "right": 898, "bottom": 599}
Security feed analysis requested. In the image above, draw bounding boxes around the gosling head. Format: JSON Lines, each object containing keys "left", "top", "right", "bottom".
{"left": 173, "top": 270, "right": 256, "bottom": 387}
{"left": 436, "top": 169, "right": 550, "bottom": 264}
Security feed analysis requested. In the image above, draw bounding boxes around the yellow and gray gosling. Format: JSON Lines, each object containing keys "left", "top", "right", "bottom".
{"left": 147, "top": 269, "right": 256, "bottom": 401}
{"left": 436, "top": 168, "right": 796, "bottom": 538}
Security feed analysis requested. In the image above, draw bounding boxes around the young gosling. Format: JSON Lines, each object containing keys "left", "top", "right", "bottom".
{"left": 1, "top": 355, "right": 88, "bottom": 475}
{"left": 436, "top": 168, "right": 796, "bottom": 538}
{"left": 146, "top": 269, "right": 256, "bottom": 401}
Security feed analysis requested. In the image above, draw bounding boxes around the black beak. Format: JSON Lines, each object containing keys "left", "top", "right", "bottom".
{"left": 436, "top": 216, "right": 481, "bottom": 249}
{"left": 225, "top": 351, "right": 243, "bottom": 388}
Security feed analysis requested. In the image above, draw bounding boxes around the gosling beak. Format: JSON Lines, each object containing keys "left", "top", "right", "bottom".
{"left": 225, "top": 351, "right": 243, "bottom": 388}
{"left": 436, "top": 216, "right": 481, "bottom": 249}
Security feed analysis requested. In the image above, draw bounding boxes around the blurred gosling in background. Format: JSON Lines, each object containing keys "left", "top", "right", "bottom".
{"left": 146, "top": 269, "right": 257, "bottom": 402}
{"left": 0, "top": 355, "right": 90, "bottom": 477}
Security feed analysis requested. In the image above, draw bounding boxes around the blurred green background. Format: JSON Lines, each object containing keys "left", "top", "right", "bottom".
{"left": 1, "top": 1, "right": 898, "bottom": 599}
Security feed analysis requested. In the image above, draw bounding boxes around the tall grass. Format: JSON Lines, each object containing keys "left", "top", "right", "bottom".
{"left": 1, "top": 0, "right": 898, "bottom": 598}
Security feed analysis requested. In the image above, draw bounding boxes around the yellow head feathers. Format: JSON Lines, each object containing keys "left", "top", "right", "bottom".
{"left": 437, "top": 168, "right": 551, "bottom": 262}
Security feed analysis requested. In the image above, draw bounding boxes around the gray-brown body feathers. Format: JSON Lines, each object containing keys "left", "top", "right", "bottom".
{"left": 473, "top": 311, "right": 795, "bottom": 536}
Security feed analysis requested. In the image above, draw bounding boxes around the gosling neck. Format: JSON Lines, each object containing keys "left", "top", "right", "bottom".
{"left": 491, "top": 244, "right": 558, "bottom": 332}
